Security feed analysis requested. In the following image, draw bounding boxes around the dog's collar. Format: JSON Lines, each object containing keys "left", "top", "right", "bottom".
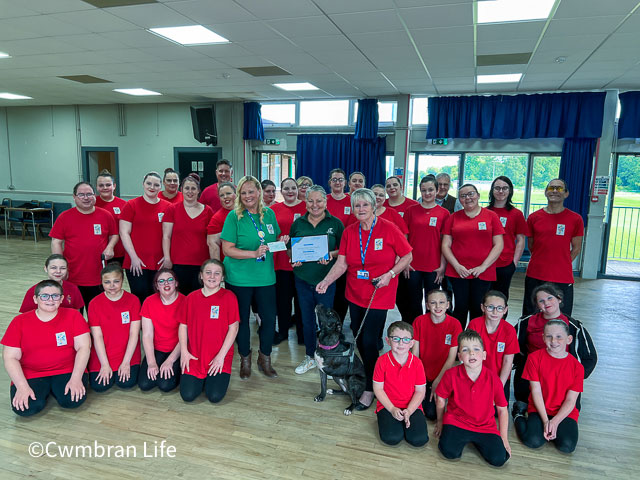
{"left": 318, "top": 341, "right": 340, "bottom": 350}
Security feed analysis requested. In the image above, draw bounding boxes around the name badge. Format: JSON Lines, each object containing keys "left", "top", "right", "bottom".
{"left": 429, "top": 217, "right": 437, "bottom": 227}
{"left": 445, "top": 334, "right": 452, "bottom": 345}
{"left": 556, "top": 224, "right": 565, "bottom": 236}
{"left": 497, "top": 342, "right": 505, "bottom": 353}
{"left": 293, "top": 213, "right": 301, "bottom": 220}
{"left": 500, "top": 217, "right": 507, "bottom": 227}
{"left": 374, "top": 238, "right": 383, "bottom": 250}
{"left": 344, "top": 207, "right": 351, "bottom": 215}
{"left": 56, "top": 332, "right": 67, "bottom": 347}
{"left": 266, "top": 224, "right": 275, "bottom": 235}
{"left": 158, "top": 212, "right": 164, "bottom": 222}
{"left": 121, "top": 311, "right": 130, "bottom": 324}
{"left": 66, "top": 295, "right": 72, "bottom": 305}
{"left": 357, "top": 270, "right": 369, "bottom": 280}
{"left": 93, "top": 224, "right": 102, "bottom": 235}
{"left": 210, "top": 306, "right": 219, "bottom": 319}
{"left": 478, "top": 222, "right": 487, "bottom": 231}
{"left": 113, "top": 207, "right": 121, "bottom": 214}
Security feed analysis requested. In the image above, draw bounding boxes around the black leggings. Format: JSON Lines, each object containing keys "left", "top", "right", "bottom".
{"left": 138, "top": 350, "right": 181, "bottom": 392}
{"left": 377, "top": 408, "right": 428, "bottom": 447}
{"left": 78, "top": 285, "right": 103, "bottom": 313}
{"left": 349, "top": 302, "right": 388, "bottom": 391}
{"left": 90, "top": 365, "right": 139, "bottom": 392}
{"left": 180, "top": 373, "right": 230, "bottom": 403}
{"left": 226, "top": 283, "right": 276, "bottom": 357}
{"left": 406, "top": 270, "right": 439, "bottom": 323}
{"left": 126, "top": 269, "right": 157, "bottom": 304}
{"left": 333, "top": 276, "right": 348, "bottom": 321}
{"left": 491, "top": 263, "right": 516, "bottom": 301}
{"left": 421, "top": 381, "right": 437, "bottom": 421}
{"left": 438, "top": 424, "right": 509, "bottom": 467}
{"left": 522, "top": 276, "right": 574, "bottom": 317}
{"left": 515, "top": 412, "right": 579, "bottom": 453}
{"left": 448, "top": 276, "right": 491, "bottom": 329}
{"left": 10, "top": 373, "right": 89, "bottom": 417}
{"left": 173, "top": 264, "right": 201, "bottom": 295}
{"left": 275, "top": 270, "right": 302, "bottom": 338}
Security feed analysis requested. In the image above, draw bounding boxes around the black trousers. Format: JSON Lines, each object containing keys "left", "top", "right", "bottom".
{"left": 522, "top": 276, "right": 574, "bottom": 317}
{"left": 180, "top": 373, "right": 230, "bottom": 403}
{"left": 89, "top": 365, "right": 139, "bottom": 392}
{"left": 126, "top": 269, "right": 157, "bottom": 304}
{"left": 438, "top": 424, "right": 509, "bottom": 467}
{"left": 333, "top": 276, "right": 349, "bottom": 322}
{"left": 78, "top": 285, "right": 103, "bottom": 313}
{"left": 226, "top": 283, "right": 276, "bottom": 357}
{"left": 10, "top": 373, "right": 89, "bottom": 417}
{"left": 515, "top": 412, "right": 579, "bottom": 453}
{"left": 275, "top": 270, "right": 302, "bottom": 339}
{"left": 448, "top": 276, "right": 491, "bottom": 329}
{"left": 406, "top": 270, "right": 439, "bottom": 323}
{"left": 138, "top": 350, "right": 181, "bottom": 392}
{"left": 491, "top": 263, "right": 517, "bottom": 301}
{"left": 348, "top": 302, "right": 388, "bottom": 391}
{"left": 173, "top": 264, "right": 201, "bottom": 295}
{"left": 377, "top": 408, "right": 428, "bottom": 447}
{"left": 421, "top": 381, "right": 437, "bottom": 421}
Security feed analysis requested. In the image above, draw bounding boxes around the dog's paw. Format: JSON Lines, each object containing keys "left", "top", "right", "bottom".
{"left": 314, "top": 395, "right": 325, "bottom": 402}
{"left": 344, "top": 405, "right": 354, "bottom": 416}
{"left": 327, "top": 389, "right": 335, "bottom": 395}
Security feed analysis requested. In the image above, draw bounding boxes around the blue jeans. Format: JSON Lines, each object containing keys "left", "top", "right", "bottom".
{"left": 295, "top": 276, "right": 336, "bottom": 357}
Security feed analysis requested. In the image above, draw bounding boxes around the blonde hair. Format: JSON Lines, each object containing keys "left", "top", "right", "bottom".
{"left": 234, "top": 175, "right": 266, "bottom": 223}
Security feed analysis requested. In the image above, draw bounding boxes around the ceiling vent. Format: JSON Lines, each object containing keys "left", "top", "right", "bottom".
{"left": 477, "top": 53, "right": 532, "bottom": 66}
{"left": 58, "top": 75, "right": 113, "bottom": 84}
{"left": 238, "top": 66, "right": 291, "bottom": 77}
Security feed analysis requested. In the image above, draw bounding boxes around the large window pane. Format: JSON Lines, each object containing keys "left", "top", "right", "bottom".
{"left": 463, "top": 154, "right": 528, "bottom": 209}
{"left": 414, "top": 154, "right": 460, "bottom": 200}
{"left": 529, "top": 155, "right": 561, "bottom": 215}
{"left": 411, "top": 97, "right": 429, "bottom": 125}
{"left": 385, "top": 155, "right": 394, "bottom": 180}
{"left": 352, "top": 101, "right": 397, "bottom": 124}
{"left": 261, "top": 103, "right": 295, "bottom": 125}
{"left": 300, "top": 100, "right": 349, "bottom": 126}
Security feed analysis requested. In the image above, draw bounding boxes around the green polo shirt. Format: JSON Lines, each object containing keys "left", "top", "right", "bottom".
{"left": 289, "top": 211, "right": 344, "bottom": 286}
{"left": 221, "top": 208, "right": 280, "bottom": 287}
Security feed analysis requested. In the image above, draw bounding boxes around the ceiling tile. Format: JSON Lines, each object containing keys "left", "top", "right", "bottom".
{"left": 477, "top": 21, "right": 545, "bottom": 42}
{"left": 554, "top": 0, "right": 639, "bottom": 19}
{"left": 312, "top": 0, "right": 395, "bottom": 15}
{"left": 476, "top": 39, "right": 538, "bottom": 55}
{"left": 51, "top": 9, "right": 139, "bottom": 32}
{"left": 411, "top": 26, "right": 473, "bottom": 45}
{"left": 169, "top": 0, "right": 255, "bottom": 23}
{"left": 545, "top": 15, "right": 626, "bottom": 37}
{"left": 536, "top": 34, "right": 607, "bottom": 53}
{"left": 107, "top": 3, "right": 194, "bottom": 28}
{"left": 233, "top": 0, "right": 321, "bottom": 19}
{"left": 349, "top": 30, "right": 412, "bottom": 48}
{"left": 330, "top": 10, "right": 404, "bottom": 33}
{"left": 268, "top": 16, "right": 340, "bottom": 37}
{"left": 290, "top": 35, "right": 354, "bottom": 52}
{"left": 203, "top": 21, "right": 280, "bottom": 42}
{"left": 398, "top": 3, "right": 473, "bottom": 29}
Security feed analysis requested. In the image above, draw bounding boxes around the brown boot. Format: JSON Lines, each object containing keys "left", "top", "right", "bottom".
{"left": 239, "top": 352, "right": 252, "bottom": 380}
{"left": 257, "top": 351, "right": 278, "bottom": 378}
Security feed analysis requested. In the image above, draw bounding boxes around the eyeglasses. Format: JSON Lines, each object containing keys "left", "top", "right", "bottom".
{"left": 299, "top": 183, "right": 312, "bottom": 188}
{"left": 330, "top": 178, "right": 345, "bottom": 183}
{"left": 389, "top": 336, "right": 413, "bottom": 344}
{"left": 484, "top": 305, "right": 506, "bottom": 313}
{"left": 38, "top": 293, "right": 63, "bottom": 301}
{"left": 75, "top": 193, "right": 95, "bottom": 199}
{"left": 157, "top": 277, "right": 175, "bottom": 284}
{"left": 546, "top": 185, "right": 565, "bottom": 192}
{"left": 459, "top": 192, "right": 477, "bottom": 199}
{"left": 493, "top": 186, "right": 510, "bottom": 192}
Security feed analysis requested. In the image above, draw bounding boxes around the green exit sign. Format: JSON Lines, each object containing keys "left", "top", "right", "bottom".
{"left": 265, "top": 138, "right": 280, "bottom": 145}
{"left": 431, "top": 138, "right": 448, "bottom": 145}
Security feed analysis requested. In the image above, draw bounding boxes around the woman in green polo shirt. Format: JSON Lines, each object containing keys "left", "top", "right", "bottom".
{"left": 221, "top": 176, "right": 283, "bottom": 380}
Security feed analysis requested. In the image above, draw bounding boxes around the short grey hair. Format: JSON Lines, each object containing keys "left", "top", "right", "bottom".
{"left": 305, "top": 184, "right": 327, "bottom": 200}
{"left": 436, "top": 172, "right": 451, "bottom": 182}
{"left": 350, "top": 188, "right": 376, "bottom": 209}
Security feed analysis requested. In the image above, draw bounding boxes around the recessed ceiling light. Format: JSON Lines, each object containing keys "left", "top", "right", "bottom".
{"left": 148, "top": 25, "right": 230, "bottom": 45}
{"left": 113, "top": 88, "right": 162, "bottom": 96}
{"left": 0, "top": 52, "right": 11, "bottom": 59}
{"left": 477, "top": 73, "right": 522, "bottom": 84}
{"left": 0, "top": 92, "right": 32, "bottom": 100}
{"left": 478, "top": 0, "right": 554, "bottom": 24}
{"left": 273, "top": 82, "right": 319, "bottom": 91}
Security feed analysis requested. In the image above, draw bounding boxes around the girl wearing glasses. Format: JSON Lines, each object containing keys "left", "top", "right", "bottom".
{"left": 138, "top": 268, "right": 186, "bottom": 392}
{"left": 467, "top": 290, "right": 519, "bottom": 402}
{"left": 296, "top": 176, "right": 313, "bottom": 201}
{"left": 487, "top": 176, "right": 529, "bottom": 301}
{"left": 2, "top": 280, "right": 91, "bottom": 416}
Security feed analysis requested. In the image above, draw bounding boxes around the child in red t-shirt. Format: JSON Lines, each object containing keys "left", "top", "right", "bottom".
{"left": 435, "top": 330, "right": 511, "bottom": 466}
{"left": 179, "top": 259, "right": 239, "bottom": 403}
{"left": 88, "top": 264, "right": 141, "bottom": 392}
{"left": 514, "top": 319, "right": 584, "bottom": 453}
{"left": 373, "top": 321, "right": 428, "bottom": 447}
{"left": 411, "top": 290, "right": 461, "bottom": 420}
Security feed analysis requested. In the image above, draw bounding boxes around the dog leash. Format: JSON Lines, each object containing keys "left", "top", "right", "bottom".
{"left": 353, "top": 281, "right": 380, "bottom": 344}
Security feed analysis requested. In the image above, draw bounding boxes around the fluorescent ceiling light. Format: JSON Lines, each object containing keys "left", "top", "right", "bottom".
{"left": 477, "top": 0, "right": 554, "bottom": 24}
{"left": 0, "top": 52, "right": 11, "bottom": 59}
{"left": 477, "top": 73, "right": 522, "bottom": 84}
{"left": 0, "top": 92, "right": 32, "bottom": 100}
{"left": 114, "top": 88, "right": 162, "bottom": 96}
{"left": 273, "top": 82, "right": 319, "bottom": 91}
{"left": 148, "top": 25, "right": 229, "bottom": 45}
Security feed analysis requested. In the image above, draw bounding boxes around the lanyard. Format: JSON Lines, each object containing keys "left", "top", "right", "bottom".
{"left": 358, "top": 216, "right": 376, "bottom": 268}
{"left": 246, "top": 210, "right": 265, "bottom": 243}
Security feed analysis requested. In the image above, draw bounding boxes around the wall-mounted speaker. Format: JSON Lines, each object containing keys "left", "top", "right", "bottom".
{"left": 190, "top": 105, "right": 217, "bottom": 146}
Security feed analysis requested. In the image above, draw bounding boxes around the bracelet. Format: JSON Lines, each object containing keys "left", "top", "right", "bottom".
{"left": 389, "top": 269, "right": 396, "bottom": 278}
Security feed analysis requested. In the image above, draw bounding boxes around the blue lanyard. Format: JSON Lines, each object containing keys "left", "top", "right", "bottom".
{"left": 358, "top": 216, "right": 376, "bottom": 268}
{"left": 246, "top": 210, "right": 265, "bottom": 243}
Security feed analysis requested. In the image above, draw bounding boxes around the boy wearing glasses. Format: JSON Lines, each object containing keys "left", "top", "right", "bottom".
{"left": 522, "top": 179, "right": 584, "bottom": 316}
{"left": 467, "top": 290, "right": 519, "bottom": 402}
{"left": 372, "top": 321, "right": 428, "bottom": 447}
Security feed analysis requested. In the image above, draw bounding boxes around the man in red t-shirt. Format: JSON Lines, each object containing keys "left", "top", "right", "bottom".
{"left": 199, "top": 159, "right": 233, "bottom": 214}
{"left": 50, "top": 182, "right": 118, "bottom": 308}
{"left": 523, "top": 179, "right": 584, "bottom": 316}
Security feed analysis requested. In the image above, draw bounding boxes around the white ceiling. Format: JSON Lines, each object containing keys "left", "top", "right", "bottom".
{"left": 0, "top": 0, "right": 639, "bottom": 105}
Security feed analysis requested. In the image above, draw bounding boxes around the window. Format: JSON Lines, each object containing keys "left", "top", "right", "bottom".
{"left": 261, "top": 103, "right": 295, "bottom": 125}
{"left": 409, "top": 154, "right": 460, "bottom": 200}
{"left": 385, "top": 155, "right": 394, "bottom": 180}
{"left": 463, "top": 154, "right": 528, "bottom": 208}
{"left": 299, "top": 100, "right": 349, "bottom": 126}
{"left": 529, "top": 155, "right": 561, "bottom": 215}
{"left": 260, "top": 153, "right": 296, "bottom": 185}
{"left": 411, "top": 97, "right": 429, "bottom": 125}
{"left": 353, "top": 101, "right": 397, "bottom": 124}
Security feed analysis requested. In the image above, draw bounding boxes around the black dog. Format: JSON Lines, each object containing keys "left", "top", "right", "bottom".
{"left": 313, "top": 304, "right": 367, "bottom": 416}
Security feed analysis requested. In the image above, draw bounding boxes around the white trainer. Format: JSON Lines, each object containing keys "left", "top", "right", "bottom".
{"left": 295, "top": 356, "right": 317, "bottom": 375}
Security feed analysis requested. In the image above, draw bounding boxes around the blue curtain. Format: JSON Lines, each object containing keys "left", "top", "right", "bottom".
{"left": 243, "top": 102, "right": 264, "bottom": 141}
{"left": 618, "top": 91, "right": 640, "bottom": 139}
{"left": 296, "top": 134, "right": 386, "bottom": 187}
{"left": 427, "top": 92, "right": 606, "bottom": 139}
{"left": 559, "top": 138, "right": 597, "bottom": 225}
{"left": 354, "top": 99, "right": 379, "bottom": 140}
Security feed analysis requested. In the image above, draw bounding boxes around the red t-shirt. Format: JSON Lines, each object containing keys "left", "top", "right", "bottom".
{"left": 140, "top": 293, "right": 186, "bottom": 353}
{"left": 158, "top": 191, "right": 183, "bottom": 204}
{"left": 346, "top": 208, "right": 408, "bottom": 235}
{"left": 206, "top": 208, "right": 232, "bottom": 261}
{"left": 1, "top": 308, "right": 90, "bottom": 380}
{"left": 526, "top": 313, "right": 570, "bottom": 354}
{"left": 443, "top": 208, "right": 505, "bottom": 281}
{"left": 413, "top": 314, "right": 461, "bottom": 381}
{"left": 384, "top": 197, "right": 419, "bottom": 217}
{"left": 404, "top": 204, "right": 450, "bottom": 272}
{"left": 338, "top": 217, "right": 413, "bottom": 309}
{"left": 95, "top": 196, "right": 127, "bottom": 258}
{"left": 163, "top": 203, "right": 214, "bottom": 266}
{"left": 373, "top": 351, "right": 426, "bottom": 413}
{"left": 488, "top": 207, "right": 529, "bottom": 268}
{"left": 526, "top": 208, "right": 584, "bottom": 284}
{"left": 120, "top": 197, "right": 170, "bottom": 270}
{"left": 200, "top": 183, "right": 221, "bottom": 214}
{"left": 436, "top": 364, "right": 507, "bottom": 435}
{"left": 181, "top": 288, "right": 239, "bottom": 378}
{"left": 326, "top": 194, "right": 351, "bottom": 227}
{"left": 49, "top": 207, "right": 117, "bottom": 286}
{"left": 523, "top": 348, "right": 584, "bottom": 422}
{"left": 88, "top": 292, "right": 141, "bottom": 372}
{"left": 271, "top": 201, "right": 307, "bottom": 271}
{"left": 20, "top": 281, "right": 84, "bottom": 313}
{"left": 467, "top": 317, "right": 519, "bottom": 376}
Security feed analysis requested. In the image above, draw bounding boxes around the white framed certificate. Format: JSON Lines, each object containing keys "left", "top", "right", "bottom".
{"left": 291, "top": 235, "right": 329, "bottom": 263}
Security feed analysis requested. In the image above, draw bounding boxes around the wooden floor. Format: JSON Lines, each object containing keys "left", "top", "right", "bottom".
{"left": 0, "top": 237, "right": 637, "bottom": 479}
